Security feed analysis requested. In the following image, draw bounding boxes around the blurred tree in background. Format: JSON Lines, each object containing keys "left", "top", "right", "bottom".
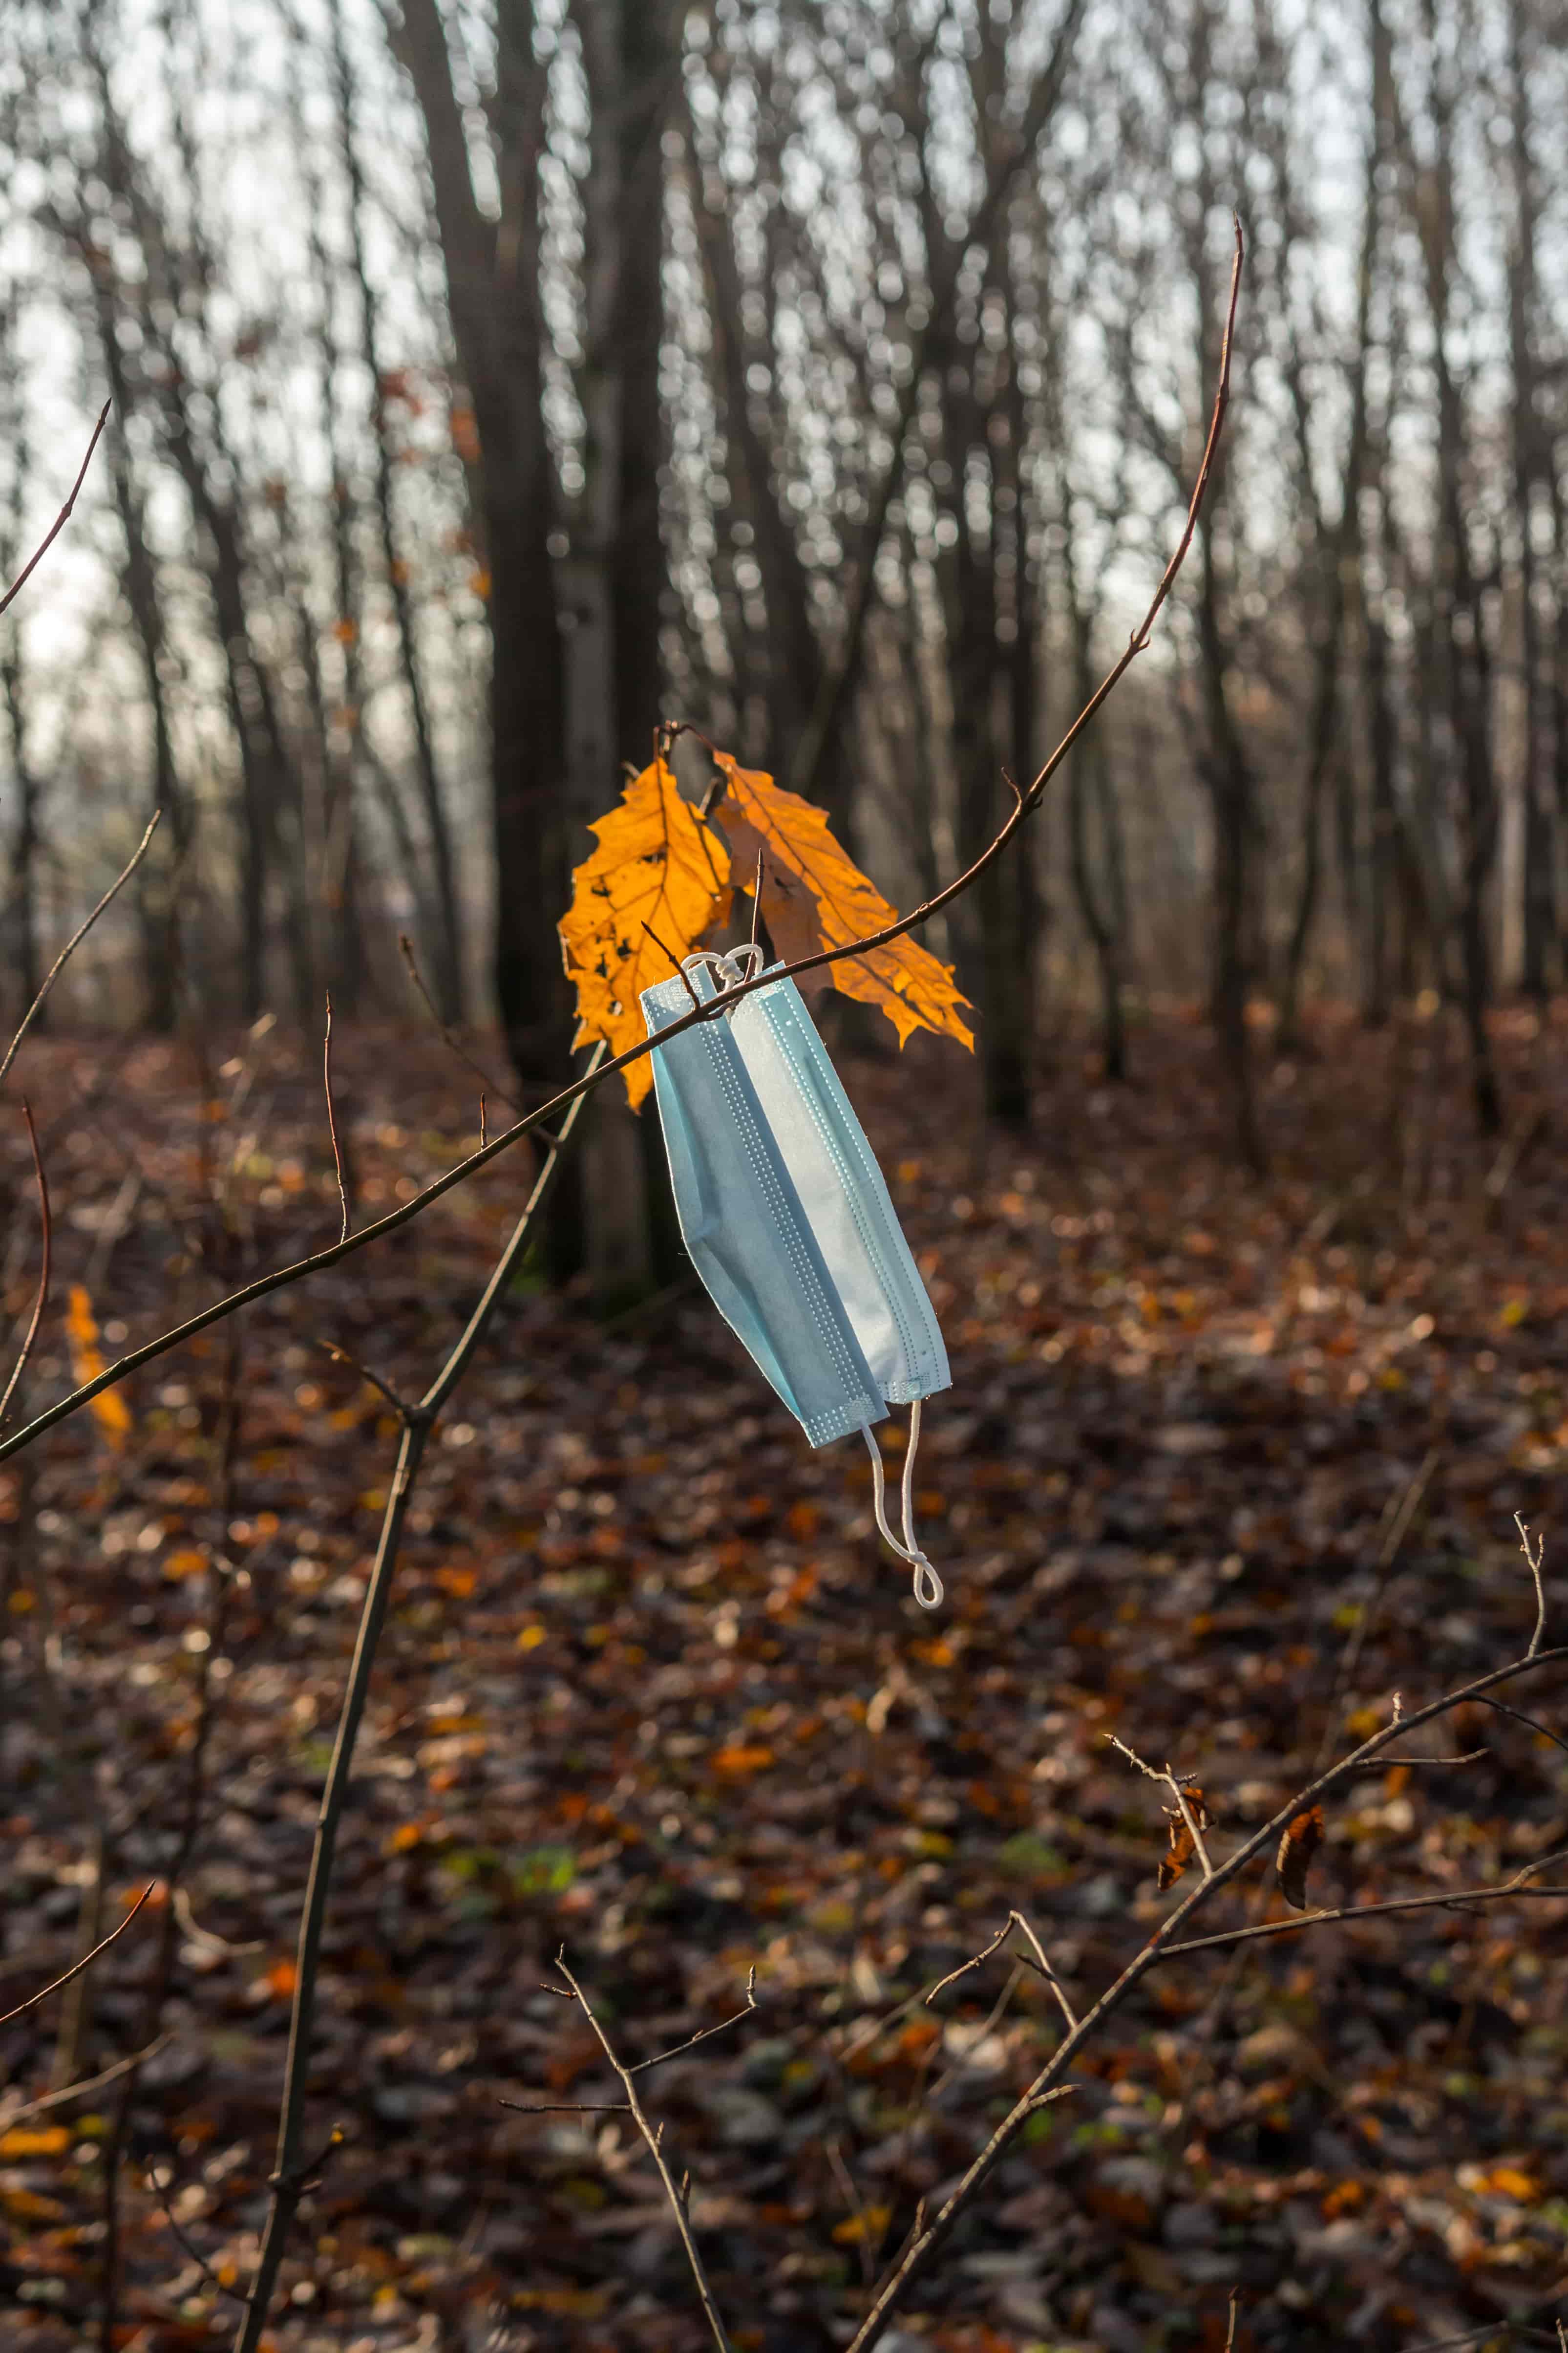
{"left": 1, "top": 0, "right": 1566, "bottom": 1160}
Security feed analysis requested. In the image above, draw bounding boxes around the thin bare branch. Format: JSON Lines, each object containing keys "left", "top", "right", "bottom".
{"left": 0, "top": 2035, "right": 170, "bottom": 2133}
{"left": 0, "top": 238, "right": 1242, "bottom": 1475}
{"left": 322, "top": 995, "right": 349, "bottom": 1244}
{"left": 1473, "top": 1692, "right": 1568, "bottom": 1759}
{"left": 843, "top": 1642, "right": 1568, "bottom": 2353}
{"left": 0, "top": 811, "right": 161, "bottom": 1096}
{"left": 553, "top": 1952, "right": 734, "bottom": 2353}
{"left": 1517, "top": 1511, "right": 1548, "bottom": 1657}
{"left": 925, "top": 1920, "right": 1013, "bottom": 2007}
{"left": 318, "top": 1339, "right": 414, "bottom": 1423}
{"left": 148, "top": 2151, "right": 247, "bottom": 2305}
{"left": 398, "top": 932, "right": 519, "bottom": 1112}
{"left": 642, "top": 920, "right": 705, "bottom": 1013}
{"left": 748, "top": 848, "right": 764, "bottom": 950}
{"left": 1158, "top": 1876, "right": 1568, "bottom": 1961}
{"left": 0, "top": 1884, "right": 155, "bottom": 2030}
{"left": 630, "top": 1970, "right": 758, "bottom": 2075}
{"left": 1007, "top": 1911, "right": 1078, "bottom": 2031}
{"left": 0, "top": 397, "right": 111, "bottom": 620}
{"left": 0, "top": 1101, "right": 51, "bottom": 1429}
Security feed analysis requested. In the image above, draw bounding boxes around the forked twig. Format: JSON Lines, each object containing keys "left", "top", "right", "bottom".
{"left": 0, "top": 811, "right": 162, "bottom": 1094}
{"left": 0, "top": 397, "right": 111, "bottom": 620}
{"left": 1518, "top": 1512, "right": 1547, "bottom": 1659}
{"left": 0, "top": 1101, "right": 51, "bottom": 1429}
{"left": 552, "top": 1951, "right": 735, "bottom": 2353}
{"left": 1107, "top": 1733, "right": 1214, "bottom": 1879}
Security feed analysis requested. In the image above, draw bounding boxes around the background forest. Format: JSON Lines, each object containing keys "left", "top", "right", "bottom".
{"left": 1, "top": 0, "right": 1566, "bottom": 1149}
{"left": 5, "top": 5, "right": 1568, "bottom": 2353}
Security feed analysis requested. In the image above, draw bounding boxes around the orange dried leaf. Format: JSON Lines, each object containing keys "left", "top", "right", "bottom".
{"left": 1483, "top": 2165, "right": 1539, "bottom": 2202}
{"left": 1277, "top": 1804, "right": 1325, "bottom": 1911}
{"left": 1157, "top": 1784, "right": 1210, "bottom": 1893}
{"left": 831, "top": 2203, "right": 890, "bottom": 2246}
{"left": 558, "top": 757, "right": 732, "bottom": 1108}
{"left": 0, "top": 2126, "right": 70, "bottom": 2158}
{"left": 64, "top": 1286, "right": 132, "bottom": 1449}
{"left": 710, "top": 1743, "right": 775, "bottom": 1776}
{"left": 709, "top": 753, "right": 972, "bottom": 1053}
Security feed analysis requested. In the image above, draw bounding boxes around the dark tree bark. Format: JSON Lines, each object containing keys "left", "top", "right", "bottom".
{"left": 330, "top": 0, "right": 464, "bottom": 1022}
{"left": 0, "top": 395, "right": 43, "bottom": 1023}
{"left": 392, "top": 0, "right": 570, "bottom": 1089}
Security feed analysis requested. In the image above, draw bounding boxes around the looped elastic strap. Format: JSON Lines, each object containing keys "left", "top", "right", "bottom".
{"left": 864, "top": 1398, "right": 944, "bottom": 1609}
{"left": 682, "top": 943, "right": 766, "bottom": 1002}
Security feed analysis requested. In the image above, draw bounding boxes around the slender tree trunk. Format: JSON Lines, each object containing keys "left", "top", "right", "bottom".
{"left": 1507, "top": 0, "right": 1550, "bottom": 1000}
{"left": 330, "top": 0, "right": 463, "bottom": 1021}
{"left": 0, "top": 383, "right": 43, "bottom": 1021}
{"left": 392, "top": 0, "right": 571, "bottom": 1102}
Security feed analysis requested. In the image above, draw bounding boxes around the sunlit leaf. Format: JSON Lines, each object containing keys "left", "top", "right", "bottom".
{"left": 64, "top": 1286, "right": 132, "bottom": 1449}
{"left": 709, "top": 752, "right": 973, "bottom": 1053}
{"left": 558, "top": 756, "right": 731, "bottom": 1107}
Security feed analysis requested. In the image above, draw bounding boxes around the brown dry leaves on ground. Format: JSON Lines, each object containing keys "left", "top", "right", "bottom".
{"left": 1, "top": 1000, "right": 1567, "bottom": 2353}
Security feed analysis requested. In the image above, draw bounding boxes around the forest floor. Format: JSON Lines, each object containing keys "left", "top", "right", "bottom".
{"left": 2, "top": 1000, "right": 1568, "bottom": 2353}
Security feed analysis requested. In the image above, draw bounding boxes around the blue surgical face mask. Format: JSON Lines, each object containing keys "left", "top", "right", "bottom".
{"left": 641, "top": 947, "right": 951, "bottom": 1606}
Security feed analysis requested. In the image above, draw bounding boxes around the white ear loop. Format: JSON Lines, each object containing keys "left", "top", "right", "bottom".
{"left": 682, "top": 943, "right": 765, "bottom": 1001}
{"left": 864, "top": 1399, "right": 943, "bottom": 1609}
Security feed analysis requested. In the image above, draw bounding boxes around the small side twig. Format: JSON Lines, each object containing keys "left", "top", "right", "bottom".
{"left": 322, "top": 995, "right": 349, "bottom": 1244}
{"left": 0, "top": 811, "right": 161, "bottom": 1093}
{"left": 748, "top": 848, "right": 765, "bottom": 949}
{"left": 642, "top": 920, "right": 705, "bottom": 1014}
{"left": 631, "top": 1969, "right": 758, "bottom": 2075}
{"left": 0, "top": 1101, "right": 51, "bottom": 1429}
{"left": 148, "top": 2147, "right": 247, "bottom": 2305}
{"left": 1517, "top": 1512, "right": 1548, "bottom": 1658}
{"left": 552, "top": 1951, "right": 734, "bottom": 2353}
{"left": 1006, "top": 1910, "right": 1078, "bottom": 2031}
{"left": 1107, "top": 1734, "right": 1214, "bottom": 1879}
{"left": 0, "top": 2034, "right": 170, "bottom": 2132}
{"left": 0, "top": 396, "right": 110, "bottom": 620}
{"left": 318, "top": 1339, "right": 415, "bottom": 1424}
{"left": 397, "top": 933, "right": 519, "bottom": 1113}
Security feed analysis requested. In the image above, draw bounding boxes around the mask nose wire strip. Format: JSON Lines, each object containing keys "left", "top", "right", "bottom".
{"left": 864, "top": 1399, "right": 944, "bottom": 1609}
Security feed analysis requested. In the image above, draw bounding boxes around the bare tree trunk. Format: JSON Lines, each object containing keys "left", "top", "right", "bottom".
{"left": 393, "top": 0, "right": 571, "bottom": 1103}
{"left": 1065, "top": 608, "right": 1129, "bottom": 1085}
{"left": 329, "top": 0, "right": 463, "bottom": 1021}
{"left": 0, "top": 377, "right": 43, "bottom": 1021}
{"left": 1278, "top": 0, "right": 1383, "bottom": 1043}
{"left": 1405, "top": 1, "right": 1502, "bottom": 1133}
{"left": 91, "top": 308, "right": 187, "bottom": 1029}
{"left": 1507, "top": 0, "right": 1551, "bottom": 1001}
